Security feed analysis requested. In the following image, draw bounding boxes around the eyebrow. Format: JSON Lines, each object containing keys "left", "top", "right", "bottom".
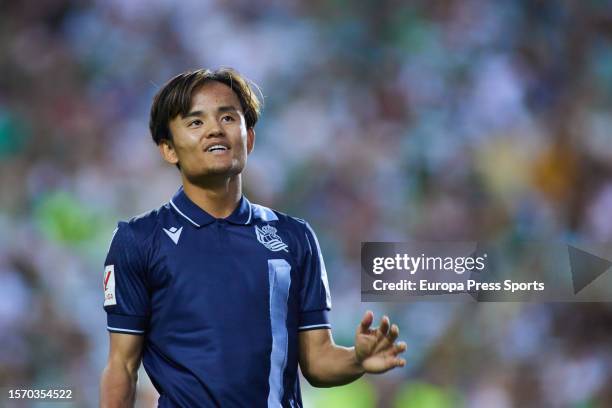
{"left": 183, "top": 106, "right": 240, "bottom": 119}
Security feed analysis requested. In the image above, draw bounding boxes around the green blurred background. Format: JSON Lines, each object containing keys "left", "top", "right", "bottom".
{"left": 1, "top": 0, "right": 612, "bottom": 406}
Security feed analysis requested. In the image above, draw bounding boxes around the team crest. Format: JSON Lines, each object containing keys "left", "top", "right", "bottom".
{"left": 255, "top": 224, "right": 289, "bottom": 252}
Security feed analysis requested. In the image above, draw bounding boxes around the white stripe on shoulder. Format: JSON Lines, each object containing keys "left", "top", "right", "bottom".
{"left": 107, "top": 326, "right": 145, "bottom": 334}
{"left": 251, "top": 204, "right": 278, "bottom": 222}
{"left": 106, "top": 227, "right": 119, "bottom": 253}
{"left": 245, "top": 200, "right": 252, "bottom": 224}
{"left": 170, "top": 200, "right": 200, "bottom": 227}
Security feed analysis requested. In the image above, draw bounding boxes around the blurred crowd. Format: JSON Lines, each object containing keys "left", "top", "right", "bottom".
{"left": 1, "top": 0, "right": 612, "bottom": 406}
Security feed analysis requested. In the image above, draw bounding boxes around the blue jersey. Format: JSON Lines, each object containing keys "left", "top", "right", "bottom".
{"left": 103, "top": 187, "right": 332, "bottom": 407}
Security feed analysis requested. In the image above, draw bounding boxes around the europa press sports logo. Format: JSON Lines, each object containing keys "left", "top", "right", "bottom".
{"left": 255, "top": 224, "right": 289, "bottom": 252}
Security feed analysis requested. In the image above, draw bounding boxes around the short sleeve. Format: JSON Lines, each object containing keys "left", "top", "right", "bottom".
{"left": 103, "top": 221, "right": 150, "bottom": 335}
{"left": 298, "top": 222, "right": 332, "bottom": 331}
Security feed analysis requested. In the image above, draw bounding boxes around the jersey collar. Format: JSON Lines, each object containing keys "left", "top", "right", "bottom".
{"left": 170, "top": 187, "right": 253, "bottom": 228}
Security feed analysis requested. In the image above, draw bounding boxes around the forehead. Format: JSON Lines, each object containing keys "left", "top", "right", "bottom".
{"left": 189, "top": 81, "right": 242, "bottom": 112}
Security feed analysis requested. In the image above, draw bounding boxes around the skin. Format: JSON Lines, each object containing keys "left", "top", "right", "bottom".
{"left": 100, "top": 81, "right": 406, "bottom": 407}
{"left": 159, "top": 80, "right": 255, "bottom": 218}
{"left": 100, "top": 333, "right": 143, "bottom": 407}
{"left": 299, "top": 311, "right": 407, "bottom": 388}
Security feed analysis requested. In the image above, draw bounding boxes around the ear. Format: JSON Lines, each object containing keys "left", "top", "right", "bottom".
{"left": 159, "top": 139, "right": 179, "bottom": 166}
{"left": 246, "top": 128, "right": 255, "bottom": 155}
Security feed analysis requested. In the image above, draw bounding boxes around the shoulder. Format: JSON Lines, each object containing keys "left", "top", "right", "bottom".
{"left": 114, "top": 203, "right": 168, "bottom": 245}
{"left": 249, "top": 202, "right": 319, "bottom": 251}
{"left": 250, "top": 202, "right": 310, "bottom": 231}
{"left": 107, "top": 204, "right": 170, "bottom": 266}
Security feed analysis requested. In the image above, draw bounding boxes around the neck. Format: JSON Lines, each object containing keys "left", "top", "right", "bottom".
{"left": 181, "top": 174, "right": 242, "bottom": 219}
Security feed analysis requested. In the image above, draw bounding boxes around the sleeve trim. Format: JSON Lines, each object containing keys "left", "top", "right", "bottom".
{"left": 298, "top": 323, "right": 331, "bottom": 331}
{"left": 105, "top": 311, "right": 149, "bottom": 318}
{"left": 107, "top": 326, "right": 145, "bottom": 334}
{"left": 107, "top": 313, "right": 148, "bottom": 332}
{"left": 299, "top": 309, "right": 330, "bottom": 329}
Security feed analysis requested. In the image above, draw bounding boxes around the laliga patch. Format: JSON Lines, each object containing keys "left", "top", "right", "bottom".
{"left": 103, "top": 265, "right": 116, "bottom": 306}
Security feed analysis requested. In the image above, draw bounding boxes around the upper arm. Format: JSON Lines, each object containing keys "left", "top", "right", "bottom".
{"left": 103, "top": 222, "right": 151, "bottom": 335}
{"left": 298, "top": 222, "right": 332, "bottom": 331}
{"left": 107, "top": 332, "right": 144, "bottom": 373}
{"left": 297, "top": 222, "right": 334, "bottom": 376}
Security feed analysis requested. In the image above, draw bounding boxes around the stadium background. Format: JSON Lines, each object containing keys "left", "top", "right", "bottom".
{"left": 1, "top": 1, "right": 612, "bottom": 406}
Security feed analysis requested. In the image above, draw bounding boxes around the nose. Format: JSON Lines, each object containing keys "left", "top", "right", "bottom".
{"left": 206, "top": 119, "right": 225, "bottom": 138}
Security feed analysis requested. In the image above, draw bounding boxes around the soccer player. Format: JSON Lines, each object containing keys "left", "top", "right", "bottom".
{"left": 99, "top": 68, "right": 407, "bottom": 407}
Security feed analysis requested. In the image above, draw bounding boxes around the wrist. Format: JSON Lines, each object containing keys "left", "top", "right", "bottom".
{"left": 352, "top": 347, "right": 366, "bottom": 375}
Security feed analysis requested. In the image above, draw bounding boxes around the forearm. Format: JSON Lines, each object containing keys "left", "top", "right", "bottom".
{"left": 302, "top": 344, "right": 364, "bottom": 388}
{"left": 100, "top": 361, "right": 138, "bottom": 408}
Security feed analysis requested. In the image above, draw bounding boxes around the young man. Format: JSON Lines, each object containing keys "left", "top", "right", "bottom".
{"left": 99, "top": 68, "right": 406, "bottom": 407}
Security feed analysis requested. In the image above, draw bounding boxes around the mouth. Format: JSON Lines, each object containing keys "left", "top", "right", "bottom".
{"left": 205, "top": 144, "right": 230, "bottom": 153}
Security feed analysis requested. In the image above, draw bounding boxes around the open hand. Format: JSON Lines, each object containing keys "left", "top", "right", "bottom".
{"left": 355, "top": 311, "right": 407, "bottom": 373}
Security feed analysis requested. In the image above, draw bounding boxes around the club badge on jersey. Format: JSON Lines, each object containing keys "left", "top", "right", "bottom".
{"left": 255, "top": 224, "right": 289, "bottom": 252}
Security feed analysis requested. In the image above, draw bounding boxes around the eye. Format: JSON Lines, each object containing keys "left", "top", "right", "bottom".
{"left": 188, "top": 119, "right": 203, "bottom": 127}
{"left": 221, "top": 115, "right": 235, "bottom": 122}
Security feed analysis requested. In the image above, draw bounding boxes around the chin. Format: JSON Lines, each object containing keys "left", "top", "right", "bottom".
{"left": 193, "top": 164, "right": 244, "bottom": 179}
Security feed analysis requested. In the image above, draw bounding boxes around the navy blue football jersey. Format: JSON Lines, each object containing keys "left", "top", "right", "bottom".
{"left": 103, "top": 187, "right": 331, "bottom": 407}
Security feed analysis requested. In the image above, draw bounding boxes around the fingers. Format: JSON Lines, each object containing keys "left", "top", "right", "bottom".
{"left": 360, "top": 341, "right": 408, "bottom": 373}
{"left": 392, "top": 341, "right": 407, "bottom": 355}
{"left": 374, "top": 324, "right": 406, "bottom": 355}
{"left": 358, "top": 312, "right": 401, "bottom": 348}
{"left": 380, "top": 340, "right": 407, "bottom": 361}
{"left": 388, "top": 323, "right": 399, "bottom": 343}
{"left": 376, "top": 317, "right": 399, "bottom": 347}
{"left": 359, "top": 310, "right": 374, "bottom": 333}
{"left": 387, "top": 342, "right": 408, "bottom": 369}
{"left": 377, "top": 315, "right": 390, "bottom": 339}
